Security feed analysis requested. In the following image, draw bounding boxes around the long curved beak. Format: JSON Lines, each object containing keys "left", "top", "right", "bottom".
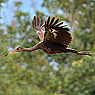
{"left": 4, "top": 49, "right": 17, "bottom": 57}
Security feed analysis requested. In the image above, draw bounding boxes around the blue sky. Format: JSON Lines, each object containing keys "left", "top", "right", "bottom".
{"left": 1, "top": 0, "right": 47, "bottom": 25}
{"left": 1, "top": 0, "right": 49, "bottom": 35}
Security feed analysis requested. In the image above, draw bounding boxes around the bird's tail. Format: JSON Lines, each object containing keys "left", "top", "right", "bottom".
{"left": 66, "top": 48, "right": 92, "bottom": 56}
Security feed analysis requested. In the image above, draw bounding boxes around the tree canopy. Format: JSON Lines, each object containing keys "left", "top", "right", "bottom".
{"left": 0, "top": 0, "right": 95, "bottom": 94}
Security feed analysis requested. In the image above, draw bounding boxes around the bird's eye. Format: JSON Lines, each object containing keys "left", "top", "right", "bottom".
{"left": 17, "top": 48, "right": 19, "bottom": 50}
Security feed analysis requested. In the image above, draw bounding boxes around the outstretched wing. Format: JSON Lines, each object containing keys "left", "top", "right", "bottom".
{"left": 44, "top": 17, "right": 72, "bottom": 48}
{"left": 32, "top": 16, "right": 45, "bottom": 41}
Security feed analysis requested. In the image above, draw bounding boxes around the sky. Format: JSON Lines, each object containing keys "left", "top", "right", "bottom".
{"left": 1, "top": 0, "right": 48, "bottom": 35}
{"left": 1, "top": 0, "right": 47, "bottom": 25}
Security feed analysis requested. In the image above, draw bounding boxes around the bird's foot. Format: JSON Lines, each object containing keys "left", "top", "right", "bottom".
{"left": 78, "top": 51, "right": 92, "bottom": 56}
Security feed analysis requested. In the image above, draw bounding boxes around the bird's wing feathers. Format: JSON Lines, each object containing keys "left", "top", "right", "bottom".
{"left": 44, "top": 16, "right": 72, "bottom": 48}
{"left": 32, "top": 16, "right": 72, "bottom": 47}
{"left": 32, "top": 16, "right": 45, "bottom": 41}
{"left": 52, "top": 31, "right": 72, "bottom": 47}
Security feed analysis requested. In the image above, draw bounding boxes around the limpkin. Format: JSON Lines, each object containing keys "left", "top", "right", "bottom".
{"left": 5, "top": 16, "right": 92, "bottom": 57}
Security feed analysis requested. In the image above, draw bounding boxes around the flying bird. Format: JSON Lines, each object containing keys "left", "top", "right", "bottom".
{"left": 5, "top": 16, "right": 92, "bottom": 57}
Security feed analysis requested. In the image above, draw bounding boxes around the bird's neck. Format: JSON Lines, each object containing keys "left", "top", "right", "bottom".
{"left": 22, "top": 42, "right": 42, "bottom": 52}
{"left": 23, "top": 48, "right": 34, "bottom": 52}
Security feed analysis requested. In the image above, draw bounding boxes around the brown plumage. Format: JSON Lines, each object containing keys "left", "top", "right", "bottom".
{"left": 5, "top": 16, "right": 92, "bottom": 57}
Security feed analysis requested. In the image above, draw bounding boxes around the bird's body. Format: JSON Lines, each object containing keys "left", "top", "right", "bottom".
{"left": 36, "top": 41, "right": 67, "bottom": 54}
{"left": 41, "top": 41, "right": 67, "bottom": 54}
{"left": 5, "top": 16, "right": 92, "bottom": 57}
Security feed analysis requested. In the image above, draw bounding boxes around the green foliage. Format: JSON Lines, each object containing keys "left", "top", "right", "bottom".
{"left": 14, "top": 1, "right": 22, "bottom": 7}
{"left": 0, "top": 0, "right": 8, "bottom": 3}
{"left": 0, "top": 0, "right": 95, "bottom": 94}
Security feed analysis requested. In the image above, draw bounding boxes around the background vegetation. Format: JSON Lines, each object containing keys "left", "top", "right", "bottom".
{"left": 0, "top": 0, "right": 95, "bottom": 95}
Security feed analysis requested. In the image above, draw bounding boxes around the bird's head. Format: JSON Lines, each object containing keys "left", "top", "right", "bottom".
{"left": 4, "top": 47, "right": 24, "bottom": 57}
